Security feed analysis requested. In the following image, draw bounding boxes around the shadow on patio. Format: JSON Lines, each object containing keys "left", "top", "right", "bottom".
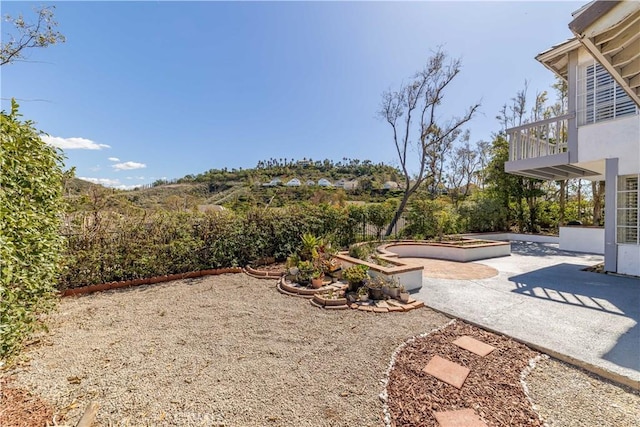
{"left": 509, "top": 263, "right": 639, "bottom": 373}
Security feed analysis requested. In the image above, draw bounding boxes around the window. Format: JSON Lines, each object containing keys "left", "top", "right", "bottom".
{"left": 617, "top": 175, "right": 639, "bottom": 244}
{"left": 577, "top": 62, "right": 638, "bottom": 125}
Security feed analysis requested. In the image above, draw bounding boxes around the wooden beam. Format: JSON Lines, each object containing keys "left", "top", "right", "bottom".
{"left": 579, "top": 37, "right": 640, "bottom": 107}
{"left": 621, "top": 56, "right": 640, "bottom": 78}
{"left": 611, "top": 38, "right": 640, "bottom": 67}
{"left": 600, "top": 20, "right": 640, "bottom": 54}
{"left": 594, "top": 10, "right": 640, "bottom": 46}
{"left": 629, "top": 73, "right": 640, "bottom": 89}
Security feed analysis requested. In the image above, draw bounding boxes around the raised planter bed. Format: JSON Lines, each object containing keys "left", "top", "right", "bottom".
{"left": 277, "top": 277, "right": 347, "bottom": 298}
{"left": 312, "top": 292, "right": 348, "bottom": 308}
{"left": 334, "top": 252, "right": 424, "bottom": 292}
{"left": 378, "top": 239, "right": 511, "bottom": 262}
{"left": 244, "top": 264, "right": 285, "bottom": 279}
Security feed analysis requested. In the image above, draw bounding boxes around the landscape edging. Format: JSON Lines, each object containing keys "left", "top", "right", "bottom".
{"left": 60, "top": 267, "right": 243, "bottom": 297}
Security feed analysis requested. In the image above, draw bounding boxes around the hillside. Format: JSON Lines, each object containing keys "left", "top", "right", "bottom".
{"left": 66, "top": 158, "right": 404, "bottom": 212}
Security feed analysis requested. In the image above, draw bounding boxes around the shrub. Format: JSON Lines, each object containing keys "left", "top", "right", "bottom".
{"left": 1, "top": 101, "right": 64, "bottom": 361}
{"left": 59, "top": 203, "right": 361, "bottom": 290}
{"left": 458, "top": 194, "right": 508, "bottom": 232}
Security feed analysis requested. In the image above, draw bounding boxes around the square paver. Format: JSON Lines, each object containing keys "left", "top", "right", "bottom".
{"left": 434, "top": 408, "right": 487, "bottom": 427}
{"left": 423, "top": 355, "right": 470, "bottom": 389}
{"left": 452, "top": 336, "right": 495, "bottom": 357}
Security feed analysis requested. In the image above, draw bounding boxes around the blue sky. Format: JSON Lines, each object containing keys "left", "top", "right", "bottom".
{"left": 2, "top": 1, "right": 582, "bottom": 189}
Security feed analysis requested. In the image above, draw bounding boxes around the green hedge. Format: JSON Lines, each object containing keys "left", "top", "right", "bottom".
{"left": 1, "top": 101, "right": 65, "bottom": 361}
{"left": 59, "top": 204, "right": 359, "bottom": 290}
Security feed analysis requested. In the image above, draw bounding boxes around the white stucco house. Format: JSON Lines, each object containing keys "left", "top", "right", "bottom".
{"left": 262, "top": 177, "right": 282, "bottom": 187}
{"left": 335, "top": 179, "right": 359, "bottom": 190}
{"left": 306, "top": 179, "right": 316, "bottom": 186}
{"left": 505, "top": 0, "right": 640, "bottom": 276}
{"left": 286, "top": 178, "right": 301, "bottom": 187}
{"left": 383, "top": 181, "right": 400, "bottom": 190}
{"left": 318, "top": 178, "right": 333, "bottom": 187}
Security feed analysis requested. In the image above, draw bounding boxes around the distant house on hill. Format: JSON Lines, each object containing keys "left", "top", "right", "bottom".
{"left": 383, "top": 181, "right": 399, "bottom": 190}
{"left": 336, "top": 179, "right": 359, "bottom": 190}
{"left": 306, "top": 179, "right": 316, "bottom": 186}
{"left": 197, "top": 204, "right": 226, "bottom": 213}
{"left": 262, "top": 177, "right": 282, "bottom": 187}
{"left": 286, "top": 178, "right": 301, "bottom": 187}
{"left": 317, "top": 178, "right": 332, "bottom": 187}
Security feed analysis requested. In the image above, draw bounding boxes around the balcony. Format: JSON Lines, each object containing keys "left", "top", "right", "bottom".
{"left": 507, "top": 113, "right": 572, "bottom": 162}
{"left": 505, "top": 112, "right": 599, "bottom": 180}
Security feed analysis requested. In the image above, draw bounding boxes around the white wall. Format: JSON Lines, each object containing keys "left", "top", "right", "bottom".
{"left": 559, "top": 227, "right": 604, "bottom": 254}
{"left": 463, "top": 233, "right": 559, "bottom": 244}
{"left": 578, "top": 115, "right": 640, "bottom": 175}
{"left": 617, "top": 245, "right": 640, "bottom": 277}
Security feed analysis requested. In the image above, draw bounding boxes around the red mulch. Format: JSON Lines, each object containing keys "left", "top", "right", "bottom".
{"left": 387, "top": 321, "right": 542, "bottom": 427}
{"left": 0, "top": 376, "right": 55, "bottom": 427}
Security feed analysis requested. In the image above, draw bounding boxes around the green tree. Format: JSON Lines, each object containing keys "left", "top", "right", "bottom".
{"left": 1, "top": 5, "right": 65, "bottom": 66}
{"left": 367, "top": 201, "right": 396, "bottom": 239}
{"left": 1, "top": 101, "right": 65, "bottom": 361}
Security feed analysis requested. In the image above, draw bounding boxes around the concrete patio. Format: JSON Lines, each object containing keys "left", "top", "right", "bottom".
{"left": 412, "top": 242, "right": 640, "bottom": 389}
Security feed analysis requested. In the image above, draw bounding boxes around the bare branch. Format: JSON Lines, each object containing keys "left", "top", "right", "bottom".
{"left": 1, "top": 6, "right": 65, "bottom": 66}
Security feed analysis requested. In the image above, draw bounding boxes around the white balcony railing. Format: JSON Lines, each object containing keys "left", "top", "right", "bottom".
{"left": 507, "top": 113, "right": 574, "bottom": 162}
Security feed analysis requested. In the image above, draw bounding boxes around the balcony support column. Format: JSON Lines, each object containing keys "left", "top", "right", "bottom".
{"left": 567, "top": 50, "right": 579, "bottom": 163}
{"left": 604, "top": 157, "right": 618, "bottom": 273}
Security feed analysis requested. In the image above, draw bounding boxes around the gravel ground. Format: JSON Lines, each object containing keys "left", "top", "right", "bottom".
{"left": 524, "top": 357, "right": 640, "bottom": 427}
{"left": 4, "top": 273, "right": 639, "bottom": 426}
{"left": 5, "top": 274, "right": 450, "bottom": 426}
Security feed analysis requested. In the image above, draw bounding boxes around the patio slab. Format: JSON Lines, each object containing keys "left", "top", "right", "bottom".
{"left": 413, "top": 242, "right": 640, "bottom": 389}
{"left": 433, "top": 408, "right": 488, "bottom": 427}
{"left": 453, "top": 336, "right": 495, "bottom": 357}
{"left": 423, "top": 355, "right": 470, "bottom": 389}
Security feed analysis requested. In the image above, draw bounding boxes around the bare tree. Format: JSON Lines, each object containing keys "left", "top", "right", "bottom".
{"left": 1, "top": 6, "right": 65, "bottom": 66}
{"left": 378, "top": 49, "right": 480, "bottom": 236}
{"left": 447, "top": 130, "right": 479, "bottom": 206}
{"left": 474, "top": 139, "right": 491, "bottom": 189}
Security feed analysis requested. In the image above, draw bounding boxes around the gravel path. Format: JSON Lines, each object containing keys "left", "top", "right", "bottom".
{"left": 4, "top": 273, "right": 639, "bottom": 426}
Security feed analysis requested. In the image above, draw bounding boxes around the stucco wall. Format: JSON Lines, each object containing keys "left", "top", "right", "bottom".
{"left": 577, "top": 115, "right": 640, "bottom": 175}
{"left": 559, "top": 226, "right": 604, "bottom": 254}
{"left": 617, "top": 245, "right": 640, "bottom": 277}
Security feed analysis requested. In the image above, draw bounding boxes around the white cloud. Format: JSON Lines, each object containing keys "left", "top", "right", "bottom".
{"left": 112, "top": 161, "right": 147, "bottom": 171}
{"left": 79, "top": 177, "right": 121, "bottom": 187}
{"left": 42, "top": 135, "right": 110, "bottom": 150}
{"left": 78, "top": 177, "right": 143, "bottom": 190}
{"left": 108, "top": 157, "right": 120, "bottom": 162}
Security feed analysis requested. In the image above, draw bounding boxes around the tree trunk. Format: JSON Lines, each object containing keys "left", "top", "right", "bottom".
{"left": 558, "top": 180, "right": 567, "bottom": 226}
{"left": 385, "top": 189, "right": 411, "bottom": 237}
{"left": 592, "top": 180, "right": 605, "bottom": 226}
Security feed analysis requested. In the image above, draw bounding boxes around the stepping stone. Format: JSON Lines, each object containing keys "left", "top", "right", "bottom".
{"left": 433, "top": 408, "right": 487, "bottom": 427}
{"left": 423, "top": 355, "right": 470, "bottom": 389}
{"left": 453, "top": 336, "right": 495, "bottom": 357}
{"left": 375, "top": 300, "right": 390, "bottom": 308}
